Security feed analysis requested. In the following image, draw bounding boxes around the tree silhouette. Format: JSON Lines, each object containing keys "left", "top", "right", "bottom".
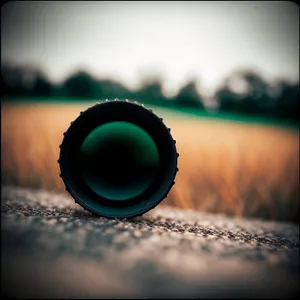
{"left": 215, "top": 86, "right": 239, "bottom": 112}
{"left": 174, "top": 80, "right": 204, "bottom": 109}
{"left": 1, "top": 64, "right": 52, "bottom": 97}
{"left": 239, "top": 71, "right": 270, "bottom": 115}
{"left": 62, "top": 71, "right": 97, "bottom": 98}
{"left": 1, "top": 63, "right": 299, "bottom": 123}
{"left": 272, "top": 81, "right": 299, "bottom": 121}
{"left": 34, "top": 73, "right": 52, "bottom": 96}
{"left": 1, "top": 64, "right": 25, "bottom": 96}
{"left": 135, "top": 79, "right": 166, "bottom": 105}
{"left": 216, "top": 70, "right": 273, "bottom": 115}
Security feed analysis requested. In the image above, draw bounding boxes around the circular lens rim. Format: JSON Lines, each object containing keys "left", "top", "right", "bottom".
{"left": 58, "top": 100, "right": 179, "bottom": 218}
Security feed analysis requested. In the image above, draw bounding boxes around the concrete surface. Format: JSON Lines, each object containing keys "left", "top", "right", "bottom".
{"left": 1, "top": 186, "right": 299, "bottom": 298}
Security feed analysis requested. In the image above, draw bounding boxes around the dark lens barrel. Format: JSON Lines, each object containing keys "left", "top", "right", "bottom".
{"left": 58, "top": 100, "right": 179, "bottom": 218}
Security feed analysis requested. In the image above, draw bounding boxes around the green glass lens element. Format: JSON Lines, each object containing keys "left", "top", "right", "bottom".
{"left": 79, "top": 121, "right": 160, "bottom": 201}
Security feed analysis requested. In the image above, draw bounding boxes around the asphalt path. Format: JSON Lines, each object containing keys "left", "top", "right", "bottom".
{"left": 1, "top": 186, "right": 299, "bottom": 298}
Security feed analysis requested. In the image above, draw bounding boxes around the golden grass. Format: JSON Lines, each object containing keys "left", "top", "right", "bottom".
{"left": 1, "top": 102, "right": 299, "bottom": 221}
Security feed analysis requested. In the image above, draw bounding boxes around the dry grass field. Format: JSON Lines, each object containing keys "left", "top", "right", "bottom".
{"left": 1, "top": 102, "right": 299, "bottom": 222}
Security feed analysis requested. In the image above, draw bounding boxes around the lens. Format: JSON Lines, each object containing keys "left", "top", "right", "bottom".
{"left": 79, "top": 121, "right": 160, "bottom": 201}
{"left": 59, "top": 100, "right": 178, "bottom": 218}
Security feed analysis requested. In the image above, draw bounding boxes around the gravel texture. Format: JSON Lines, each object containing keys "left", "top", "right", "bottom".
{"left": 1, "top": 186, "right": 299, "bottom": 298}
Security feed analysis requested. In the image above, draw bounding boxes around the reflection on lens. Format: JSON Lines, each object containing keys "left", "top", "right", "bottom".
{"left": 80, "top": 121, "right": 160, "bottom": 200}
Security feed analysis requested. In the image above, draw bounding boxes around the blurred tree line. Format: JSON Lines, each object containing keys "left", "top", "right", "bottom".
{"left": 1, "top": 64, "right": 299, "bottom": 121}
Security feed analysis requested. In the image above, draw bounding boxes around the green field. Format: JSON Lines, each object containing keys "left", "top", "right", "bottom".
{"left": 2, "top": 96, "right": 299, "bottom": 131}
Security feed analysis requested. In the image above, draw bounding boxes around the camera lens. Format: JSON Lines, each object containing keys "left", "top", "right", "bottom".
{"left": 58, "top": 100, "right": 178, "bottom": 218}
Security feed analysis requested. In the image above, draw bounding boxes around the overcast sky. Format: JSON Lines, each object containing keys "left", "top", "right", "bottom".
{"left": 1, "top": 1, "right": 299, "bottom": 96}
